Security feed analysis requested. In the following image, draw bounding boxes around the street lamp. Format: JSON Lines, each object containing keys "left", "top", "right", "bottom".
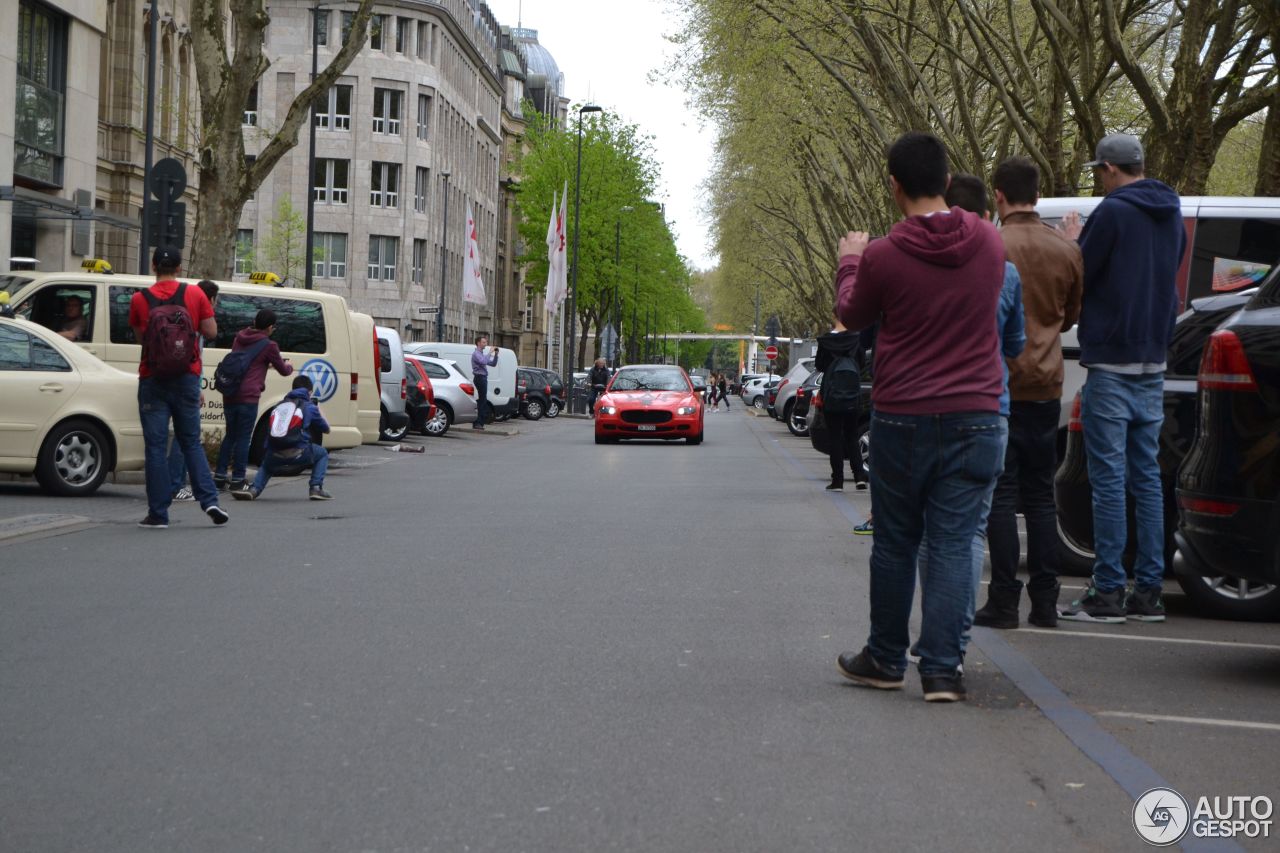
{"left": 436, "top": 170, "right": 451, "bottom": 341}
{"left": 566, "top": 104, "right": 602, "bottom": 394}
{"left": 613, "top": 205, "right": 633, "bottom": 367}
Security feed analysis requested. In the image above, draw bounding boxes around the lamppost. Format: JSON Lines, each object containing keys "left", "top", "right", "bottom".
{"left": 613, "top": 205, "right": 633, "bottom": 367}
{"left": 304, "top": 4, "right": 331, "bottom": 290}
{"left": 566, "top": 103, "right": 601, "bottom": 393}
{"left": 138, "top": 2, "right": 160, "bottom": 273}
{"left": 630, "top": 261, "right": 639, "bottom": 364}
{"left": 436, "top": 170, "right": 451, "bottom": 341}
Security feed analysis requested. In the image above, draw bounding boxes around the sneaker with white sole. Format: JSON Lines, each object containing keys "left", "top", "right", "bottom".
{"left": 836, "top": 648, "right": 904, "bottom": 690}
{"left": 1059, "top": 585, "right": 1126, "bottom": 623}
{"left": 172, "top": 487, "right": 194, "bottom": 502}
{"left": 1125, "top": 585, "right": 1167, "bottom": 622}
{"left": 230, "top": 488, "right": 259, "bottom": 501}
{"left": 138, "top": 515, "right": 168, "bottom": 529}
{"left": 205, "top": 505, "right": 230, "bottom": 525}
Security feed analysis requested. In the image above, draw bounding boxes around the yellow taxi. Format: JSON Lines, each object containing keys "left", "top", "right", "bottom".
{"left": 0, "top": 316, "right": 145, "bottom": 495}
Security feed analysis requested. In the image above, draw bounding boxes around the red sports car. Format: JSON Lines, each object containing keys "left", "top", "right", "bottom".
{"left": 594, "top": 365, "right": 705, "bottom": 445}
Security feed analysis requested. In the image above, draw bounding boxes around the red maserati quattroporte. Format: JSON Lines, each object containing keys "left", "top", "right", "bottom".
{"left": 594, "top": 365, "right": 704, "bottom": 445}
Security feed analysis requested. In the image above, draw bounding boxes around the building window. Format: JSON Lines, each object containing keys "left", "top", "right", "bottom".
{"left": 341, "top": 11, "right": 354, "bottom": 43}
{"left": 313, "top": 158, "right": 349, "bottom": 204}
{"left": 313, "top": 9, "right": 329, "bottom": 47}
{"left": 525, "top": 290, "right": 534, "bottom": 331}
{"left": 395, "top": 17, "right": 409, "bottom": 54}
{"left": 372, "top": 88, "right": 401, "bottom": 135}
{"left": 368, "top": 236, "right": 398, "bottom": 281}
{"left": 315, "top": 84, "right": 351, "bottom": 131}
{"left": 14, "top": 0, "right": 68, "bottom": 186}
{"left": 370, "top": 162, "right": 399, "bottom": 208}
{"left": 417, "top": 22, "right": 429, "bottom": 60}
{"left": 412, "top": 239, "right": 426, "bottom": 284}
{"left": 414, "top": 167, "right": 429, "bottom": 213}
{"left": 416, "top": 93, "right": 431, "bottom": 140}
{"left": 243, "top": 82, "right": 258, "bottom": 126}
{"left": 234, "top": 230, "right": 254, "bottom": 275}
{"left": 369, "top": 15, "right": 385, "bottom": 50}
{"left": 244, "top": 154, "right": 256, "bottom": 200}
{"left": 315, "top": 232, "right": 347, "bottom": 279}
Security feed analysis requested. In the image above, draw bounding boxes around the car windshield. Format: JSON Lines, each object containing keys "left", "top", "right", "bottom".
{"left": 610, "top": 368, "right": 689, "bottom": 392}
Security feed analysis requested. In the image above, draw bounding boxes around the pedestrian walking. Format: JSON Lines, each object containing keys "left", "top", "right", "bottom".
{"left": 212, "top": 308, "right": 294, "bottom": 493}
{"left": 130, "top": 247, "right": 228, "bottom": 529}
{"left": 815, "top": 319, "right": 863, "bottom": 491}
{"left": 974, "top": 157, "right": 1083, "bottom": 630}
{"left": 915, "top": 173, "right": 1025, "bottom": 659}
{"left": 1058, "top": 134, "right": 1184, "bottom": 624}
{"left": 233, "top": 374, "right": 332, "bottom": 501}
{"left": 471, "top": 336, "right": 498, "bottom": 429}
{"left": 717, "top": 373, "right": 730, "bottom": 410}
{"left": 588, "top": 358, "right": 610, "bottom": 415}
{"left": 168, "top": 280, "right": 219, "bottom": 503}
{"left": 833, "top": 133, "right": 1007, "bottom": 702}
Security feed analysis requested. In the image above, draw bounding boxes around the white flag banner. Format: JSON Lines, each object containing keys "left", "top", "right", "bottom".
{"left": 462, "top": 201, "right": 486, "bottom": 305}
{"left": 544, "top": 189, "right": 559, "bottom": 315}
{"left": 555, "top": 181, "right": 569, "bottom": 307}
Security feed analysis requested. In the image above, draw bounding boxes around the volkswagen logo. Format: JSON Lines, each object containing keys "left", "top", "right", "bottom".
{"left": 299, "top": 358, "right": 339, "bottom": 403}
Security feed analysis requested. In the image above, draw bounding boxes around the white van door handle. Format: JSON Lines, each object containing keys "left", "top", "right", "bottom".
{"left": 39, "top": 383, "right": 64, "bottom": 392}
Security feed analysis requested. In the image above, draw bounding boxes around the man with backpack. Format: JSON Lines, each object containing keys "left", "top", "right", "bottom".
{"left": 129, "top": 246, "right": 228, "bottom": 529}
{"left": 814, "top": 318, "right": 863, "bottom": 491}
{"left": 232, "top": 374, "right": 331, "bottom": 501}
{"left": 169, "top": 280, "right": 219, "bottom": 503}
{"left": 212, "top": 308, "right": 293, "bottom": 493}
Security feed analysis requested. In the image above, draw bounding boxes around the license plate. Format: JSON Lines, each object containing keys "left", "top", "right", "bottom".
{"left": 637, "top": 425, "right": 656, "bottom": 431}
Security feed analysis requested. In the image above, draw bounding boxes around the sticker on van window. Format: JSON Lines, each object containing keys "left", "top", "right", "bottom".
{"left": 1212, "top": 257, "right": 1272, "bottom": 292}
{"left": 299, "top": 358, "right": 339, "bottom": 402}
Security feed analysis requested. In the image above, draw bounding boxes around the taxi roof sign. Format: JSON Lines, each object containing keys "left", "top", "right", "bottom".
{"left": 248, "top": 271, "right": 282, "bottom": 285}
{"left": 80, "top": 258, "right": 113, "bottom": 274}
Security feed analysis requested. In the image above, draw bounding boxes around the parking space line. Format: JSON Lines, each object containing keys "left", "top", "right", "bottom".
{"left": 1017, "top": 627, "right": 1280, "bottom": 653}
{"left": 1097, "top": 712, "right": 1280, "bottom": 732}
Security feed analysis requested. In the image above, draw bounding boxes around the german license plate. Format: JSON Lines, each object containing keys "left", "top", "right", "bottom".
{"left": 637, "top": 425, "right": 656, "bottom": 431}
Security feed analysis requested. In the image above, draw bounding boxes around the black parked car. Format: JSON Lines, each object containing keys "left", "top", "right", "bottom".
{"left": 1053, "top": 288, "right": 1258, "bottom": 578}
{"left": 1176, "top": 265, "right": 1280, "bottom": 620}
{"left": 788, "top": 370, "right": 821, "bottom": 437}
{"left": 517, "top": 367, "right": 560, "bottom": 420}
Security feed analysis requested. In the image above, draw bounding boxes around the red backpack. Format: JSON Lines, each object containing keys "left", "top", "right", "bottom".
{"left": 142, "top": 284, "right": 199, "bottom": 378}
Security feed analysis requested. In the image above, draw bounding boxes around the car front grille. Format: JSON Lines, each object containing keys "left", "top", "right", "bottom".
{"left": 621, "top": 410, "right": 673, "bottom": 424}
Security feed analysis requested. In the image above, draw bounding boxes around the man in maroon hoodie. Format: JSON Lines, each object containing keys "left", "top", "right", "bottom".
{"left": 214, "top": 308, "right": 293, "bottom": 492}
{"left": 834, "top": 132, "right": 1007, "bottom": 703}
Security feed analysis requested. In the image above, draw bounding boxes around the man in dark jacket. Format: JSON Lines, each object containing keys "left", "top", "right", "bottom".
{"left": 233, "top": 374, "right": 331, "bottom": 501}
{"left": 814, "top": 321, "right": 864, "bottom": 491}
{"left": 587, "top": 358, "right": 611, "bottom": 415}
{"left": 1060, "top": 134, "right": 1184, "bottom": 624}
{"left": 214, "top": 308, "right": 293, "bottom": 492}
{"left": 834, "top": 132, "right": 1006, "bottom": 703}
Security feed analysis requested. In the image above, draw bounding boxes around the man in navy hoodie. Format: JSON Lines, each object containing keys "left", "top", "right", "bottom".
{"left": 1060, "top": 134, "right": 1184, "bottom": 623}
{"left": 834, "top": 133, "right": 1007, "bottom": 702}
{"left": 233, "top": 374, "right": 331, "bottom": 501}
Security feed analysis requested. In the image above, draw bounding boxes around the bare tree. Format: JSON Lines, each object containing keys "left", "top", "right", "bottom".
{"left": 188, "top": 0, "right": 376, "bottom": 279}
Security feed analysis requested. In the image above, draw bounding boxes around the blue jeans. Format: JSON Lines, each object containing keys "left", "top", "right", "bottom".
{"left": 251, "top": 444, "right": 329, "bottom": 492}
{"left": 139, "top": 374, "right": 218, "bottom": 521}
{"left": 918, "top": 417, "right": 1008, "bottom": 654}
{"left": 167, "top": 435, "right": 187, "bottom": 495}
{"left": 866, "top": 410, "right": 1006, "bottom": 677}
{"left": 215, "top": 402, "right": 259, "bottom": 482}
{"left": 1081, "top": 369, "right": 1165, "bottom": 591}
{"left": 474, "top": 374, "right": 489, "bottom": 424}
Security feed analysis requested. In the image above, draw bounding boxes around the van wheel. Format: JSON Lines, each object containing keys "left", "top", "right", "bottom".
{"left": 424, "top": 403, "right": 451, "bottom": 437}
{"left": 524, "top": 399, "right": 545, "bottom": 420}
{"left": 35, "top": 419, "right": 111, "bottom": 496}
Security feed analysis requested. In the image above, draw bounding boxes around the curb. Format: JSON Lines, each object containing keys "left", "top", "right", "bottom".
{"left": 0, "top": 513, "right": 94, "bottom": 542}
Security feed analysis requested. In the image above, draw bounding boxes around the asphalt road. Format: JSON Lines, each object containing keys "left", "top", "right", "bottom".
{"left": 1, "top": 409, "right": 1276, "bottom": 852}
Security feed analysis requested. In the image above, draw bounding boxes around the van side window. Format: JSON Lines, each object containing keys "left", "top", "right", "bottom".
{"left": 14, "top": 284, "right": 95, "bottom": 342}
{"left": 378, "top": 339, "right": 392, "bottom": 371}
{"left": 1189, "top": 218, "right": 1280, "bottom": 302}
{"left": 109, "top": 285, "right": 140, "bottom": 342}
{"left": 211, "top": 294, "right": 327, "bottom": 354}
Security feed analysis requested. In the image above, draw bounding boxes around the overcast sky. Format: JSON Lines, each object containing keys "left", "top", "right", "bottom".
{"left": 483, "top": 0, "right": 719, "bottom": 271}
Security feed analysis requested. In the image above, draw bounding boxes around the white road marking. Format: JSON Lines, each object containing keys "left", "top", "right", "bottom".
{"left": 1017, "top": 627, "right": 1280, "bottom": 652}
{"left": 1098, "top": 712, "right": 1280, "bottom": 732}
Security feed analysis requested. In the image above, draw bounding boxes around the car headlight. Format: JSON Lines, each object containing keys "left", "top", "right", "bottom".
{"left": 600, "top": 405, "right": 618, "bottom": 415}
{"left": 676, "top": 406, "right": 697, "bottom": 415}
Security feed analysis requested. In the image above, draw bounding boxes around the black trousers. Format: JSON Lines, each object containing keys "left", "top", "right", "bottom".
{"left": 987, "top": 399, "right": 1061, "bottom": 593}
{"left": 825, "top": 410, "right": 865, "bottom": 485}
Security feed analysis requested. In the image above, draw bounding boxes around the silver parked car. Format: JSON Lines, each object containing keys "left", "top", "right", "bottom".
{"left": 741, "top": 375, "right": 779, "bottom": 408}
{"left": 405, "top": 354, "right": 478, "bottom": 435}
{"left": 376, "top": 325, "right": 410, "bottom": 441}
{"left": 771, "top": 358, "right": 816, "bottom": 422}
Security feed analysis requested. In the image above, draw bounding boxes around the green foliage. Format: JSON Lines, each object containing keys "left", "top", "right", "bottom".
{"left": 257, "top": 196, "right": 315, "bottom": 287}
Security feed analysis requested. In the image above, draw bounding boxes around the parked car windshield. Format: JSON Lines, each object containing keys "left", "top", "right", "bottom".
{"left": 610, "top": 368, "right": 689, "bottom": 392}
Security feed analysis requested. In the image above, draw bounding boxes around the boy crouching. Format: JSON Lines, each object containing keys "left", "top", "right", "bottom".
{"left": 233, "top": 375, "right": 332, "bottom": 501}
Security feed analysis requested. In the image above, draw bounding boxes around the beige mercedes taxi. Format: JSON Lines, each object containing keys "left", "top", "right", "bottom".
{"left": 0, "top": 316, "right": 144, "bottom": 495}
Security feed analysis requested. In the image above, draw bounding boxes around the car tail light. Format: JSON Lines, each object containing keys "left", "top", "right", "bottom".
{"left": 460, "top": 382, "right": 476, "bottom": 396}
{"left": 545, "top": 385, "right": 552, "bottom": 395}
{"left": 813, "top": 391, "right": 823, "bottom": 408}
{"left": 1178, "top": 495, "right": 1241, "bottom": 516}
{"left": 400, "top": 377, "right": 407, "bottom": 400}
{"left": 1199, "top": 330, "right": 1258, "bottom": 391}
{"left": 417, "top": 380, "right": 428, "bottom": 396}
{"left": 1068, "top": 392, "right": 1083, "bottom": 433}
{"left": 778, "top": 379, "right": 790, "bottom": 392}
{"left": 350, "top": 372, "right": 359, "bottom": 401}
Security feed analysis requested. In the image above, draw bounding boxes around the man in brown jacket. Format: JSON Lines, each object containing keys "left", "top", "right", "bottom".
{"left": 974, "top": 157, "right": 1083, "bottom": 630}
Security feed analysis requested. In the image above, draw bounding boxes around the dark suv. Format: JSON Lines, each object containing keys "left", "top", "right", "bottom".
{"left": 1176, "top": 265, "right": 1280, "bottom": 620}
{"left": 517, "top": 368, "right": 564, "bottom": 420}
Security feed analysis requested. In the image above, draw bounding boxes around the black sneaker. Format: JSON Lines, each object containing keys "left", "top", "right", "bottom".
{"left": 1125, "top": 585, "right": 1167, "bottom": 622}
{"left": 229, "top": 479, "right": 246, "bottom": 492}
{"left": 230, "top": 488, "right": 259, "bottom": 501}
{"left": 854, "top": 481, "right": 869, "bottom": 491}
{"left": 205, "top": 505, "right": 230, "bottom": 525}
{"left": 1059, "top": 585, "right": 1126, "bottom": 623}
{"left": 836, "top": 648, "right": 904, "bottom": 690}
{"left": 825, "top": 481, "right": 843, "bottom": 491}
{"left": 309, "top": 486, "right": 333, "bottom": 501}
{"left": 922, "top": 672, "right": 966, "bottom": 702}
{"left": 213, "top": 475, "right": 228, "bottom": 490}
{"left": 137, "top": 515, "right": 168, "bottom": 529}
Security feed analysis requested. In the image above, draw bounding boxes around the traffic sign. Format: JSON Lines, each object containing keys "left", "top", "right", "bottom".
{"left": 765, "top": 345, "right": 779, "bottom": 361}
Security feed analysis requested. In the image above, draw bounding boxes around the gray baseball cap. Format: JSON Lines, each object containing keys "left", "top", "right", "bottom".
{"left": 1084, "top": 133, "right": 1144, "bottom": 168}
